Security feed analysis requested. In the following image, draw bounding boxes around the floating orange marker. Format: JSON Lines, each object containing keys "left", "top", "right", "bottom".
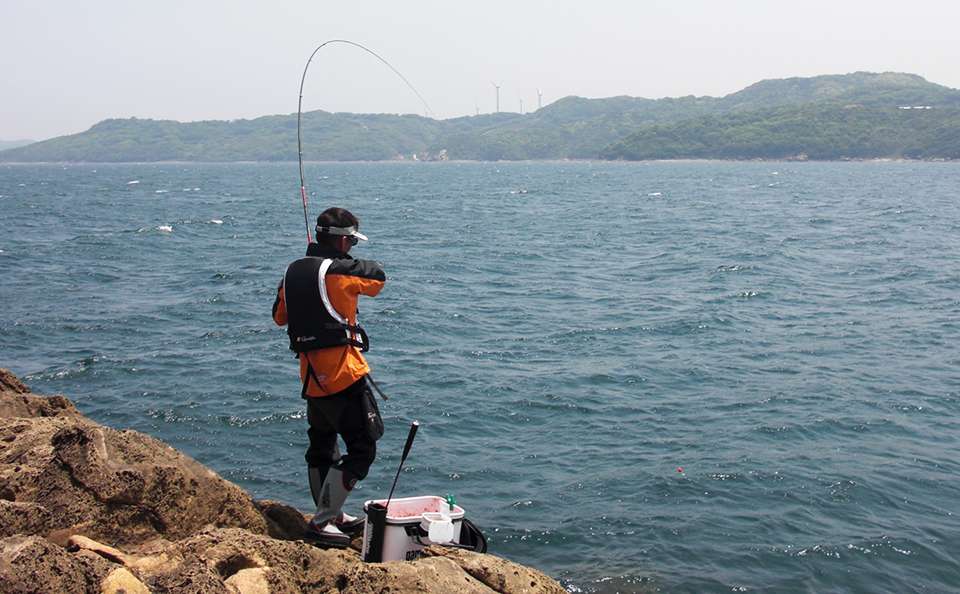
{"left": 678, "top": 468, "right": 683, "bottom": 473}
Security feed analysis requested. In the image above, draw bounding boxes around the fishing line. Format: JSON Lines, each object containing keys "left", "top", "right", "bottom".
{"left": 297, "top": 40, "right": 435, "bottom": 243}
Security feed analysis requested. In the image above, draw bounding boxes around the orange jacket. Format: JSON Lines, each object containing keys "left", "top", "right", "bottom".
{"left": 273, "top": 243, "right": 385, "bottom": 396}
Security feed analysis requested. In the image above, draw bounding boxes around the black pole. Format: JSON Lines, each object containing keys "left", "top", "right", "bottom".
{"left": 386, "top": 421, "right": 419, "bottom": 506}
{"left": 363, "top": 421, "right": 419, "bottom": 562}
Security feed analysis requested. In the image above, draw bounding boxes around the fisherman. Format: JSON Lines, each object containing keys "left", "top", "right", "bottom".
{"left": 272, "top": 206, "right": 386, "bottom": 548}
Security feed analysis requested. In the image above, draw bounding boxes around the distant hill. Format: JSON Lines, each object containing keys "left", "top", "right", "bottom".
{"left": 0, "top": 113, "right": 462, "bottom": 163}
{"left": 598, "top": 103, "right": 960, "bottom": 161}
{"left": 443, "top": 72, "right": 960, "bottom": 161}
{"left": 0, "top": 140, "right": 34, "bottom": 151}
{"left": 429, "top": 94, "right": 721, "bottom": 160}
{"left": 3, "top": 72, "right": 959, "bottom": 163}
{"left": 717, "top": 72, "right": 960, "bottom": 110}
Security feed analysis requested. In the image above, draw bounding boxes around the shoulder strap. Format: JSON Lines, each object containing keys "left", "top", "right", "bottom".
{"left": 316, "top": 259, "right": 344, "bottom": 324}
{"left": 317, "top": 259, "right": 370, "bottom": 352}
{"left": 365, "top": 372, "right": 389, "bottom": 401}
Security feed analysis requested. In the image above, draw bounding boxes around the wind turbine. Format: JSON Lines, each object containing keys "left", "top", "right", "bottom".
{"left": 490, "top": 79, "right": 504, "bottom": 113}
{"left": 537, "top": 88, "right": 543, "bottom": 110}
{"left": 517, "top": 90, "right": 523, "bottom": 115}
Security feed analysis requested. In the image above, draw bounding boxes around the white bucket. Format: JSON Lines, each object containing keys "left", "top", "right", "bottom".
{"left": 362, "top": 495, "right": 465, "bottom": 562}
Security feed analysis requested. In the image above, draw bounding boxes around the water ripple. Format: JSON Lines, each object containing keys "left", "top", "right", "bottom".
{"left": 3, "top": 162, "right": 960, "bottom": 594}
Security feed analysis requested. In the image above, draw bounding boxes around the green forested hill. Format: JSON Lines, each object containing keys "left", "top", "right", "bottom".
{"left": 0, "top": 113, "right": 473, "bottom": 163}
{"left": 598, "top": 104, "right": 960, "bottom": 161}
{"left": 717, "top": 72, "right": 960, "bottom": 110}
{"left": 430, "top": 94, "right": 721, "bottom": 160}
{"left": 3, "top": 72, "right": 959, "bottom": 162}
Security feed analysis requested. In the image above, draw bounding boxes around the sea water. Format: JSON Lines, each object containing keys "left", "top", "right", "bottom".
{"left": 1, "top": 161, "right": 958, "bottom": 594}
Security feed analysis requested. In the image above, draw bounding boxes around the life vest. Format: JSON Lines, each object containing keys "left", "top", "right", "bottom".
{"left": 282, "top": 257, "right": 369, "bottom": 353}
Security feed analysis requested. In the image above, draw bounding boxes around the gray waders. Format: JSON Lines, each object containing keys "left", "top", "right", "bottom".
{"left": 304, "top": 467, "right": 364, "bottom": 549}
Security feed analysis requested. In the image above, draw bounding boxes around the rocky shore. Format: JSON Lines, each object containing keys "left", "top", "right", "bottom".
{"left": 0, "top": 367, "right": 567, "bottom": 594}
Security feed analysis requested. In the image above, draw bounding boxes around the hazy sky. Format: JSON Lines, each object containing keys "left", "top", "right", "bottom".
{"left": 4, "top": 0, "right": 960, "bottom": 141}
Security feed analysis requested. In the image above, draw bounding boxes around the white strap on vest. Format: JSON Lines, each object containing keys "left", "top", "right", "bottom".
{"left": 317, "top": 259, "right": 353, "bottom": 341}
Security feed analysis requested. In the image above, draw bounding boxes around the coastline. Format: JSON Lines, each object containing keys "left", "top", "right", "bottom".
{"left": 0, "top": 367, "right": 569, "bottom": 594}
{"left": 1, "top": 156, "right": 958, "bottom": 165}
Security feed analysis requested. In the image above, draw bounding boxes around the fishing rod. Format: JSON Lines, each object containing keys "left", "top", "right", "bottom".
{"left": 297, "top": 40, "right": 436, "bottom": 244}
{"left": 386, "top": 421, "right": 420, "bottom": 506}
{"left": 362, "top": 421, "right": 419, "bottom": 562}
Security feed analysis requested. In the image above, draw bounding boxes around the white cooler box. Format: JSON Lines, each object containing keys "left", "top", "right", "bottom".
{"left": 362, "top": 495, "right": 465, "bottom": 562}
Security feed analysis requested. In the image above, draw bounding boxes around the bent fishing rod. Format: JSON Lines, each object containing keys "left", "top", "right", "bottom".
{"left": 297, "top": 40, "right": 435, "bottom": 243}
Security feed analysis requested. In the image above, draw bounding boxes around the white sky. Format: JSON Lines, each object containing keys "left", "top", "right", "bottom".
{"left": 3, "top": 0, "right": 960, "bottom": 141}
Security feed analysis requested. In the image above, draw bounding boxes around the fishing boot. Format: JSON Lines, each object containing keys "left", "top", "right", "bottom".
{"left": 308, "top": 466, "right": 365, "bottom": 536}
{"left": 307, "top": 465, "right": 329, "bottom": 508}
{"left": 304, "top": 468, "right": 352, "bottom": 548}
